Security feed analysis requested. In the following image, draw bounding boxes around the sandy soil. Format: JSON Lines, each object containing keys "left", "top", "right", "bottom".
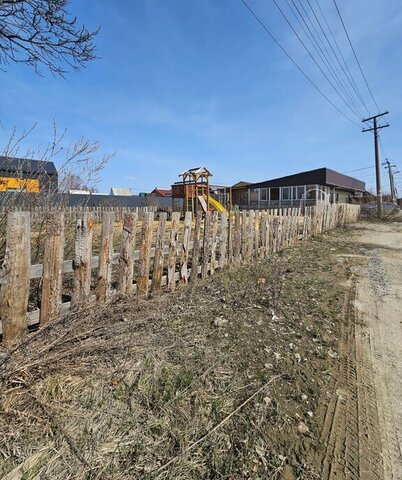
{"left": 353, "top": 222, "right": 402, "bottom": 480}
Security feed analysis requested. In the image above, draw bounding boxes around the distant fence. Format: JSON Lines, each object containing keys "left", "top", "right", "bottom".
{"left": 0, "top": 205, "right": 159, "bottom": 222}
{"left": 0, "top": 204, "right": 360, "bottom": 343}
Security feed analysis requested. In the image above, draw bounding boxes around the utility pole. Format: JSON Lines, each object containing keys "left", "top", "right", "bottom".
{"left": 362, "top": 112, "right": 390, "bottom": 217}
{"left": 383, "top": 159, "right": 397, "bottom": 203}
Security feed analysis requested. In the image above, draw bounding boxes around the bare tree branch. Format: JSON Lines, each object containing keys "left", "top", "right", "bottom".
{"left": 0, "top": 0, "right": 98, "bottom": 76}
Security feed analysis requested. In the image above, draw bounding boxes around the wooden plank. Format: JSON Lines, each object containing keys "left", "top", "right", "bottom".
{"left": 227, "top": 210, "right": 234, "bottom": 266}
{"left": 117, "top": 212, "right": 137, "bottom": 294}
{"left": 96, "top": 212, "right": 115, "bottom": 303}
{"left": 219, "top": 211, "right": 228, "bottom": 270}
{"left": 40, "top": 211, "right": 65, "bottom": 325}
{"left": 180, "top": 211, "right": 192, "bottom": 283}
{"left": 210, "top": 211, "right": 219, "bottom": 275}
{"left": 167, "top": 212, "right": 180, "bottom": 289}
{"left": 71, "top": 213, "right": 94, "bottom": 306}
{"left": 254, "top": 210, "right": 260, "bottom": 260}
{"left": 241, "top": 210, "right": 248, "bottom": 262}
{"left": 233, "top": 211, "right": 242, "bottom": 266}
{"left": 202, "top": 211, "right": 211, "bottom": 279}
{"left": 248, "top": 210, "right": 254, "bottom": 260}
{"left": 152, "top": 212, "right": 167, "bottom": 292}
{"left": 137, "top": 212, "right": 154, "bottom": 297}
{"left": 260, "top": 211, "right": 267, "bottom": 259}
{"left": 0, "top": 212, "right": 31, "bottom": 343}
{"left": 190, "top": 211, "right": 202, "bottom": 282}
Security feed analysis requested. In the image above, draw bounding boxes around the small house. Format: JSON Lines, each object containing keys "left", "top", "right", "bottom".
{"left": 232, "top": 168, "right": 365, "bottom": 209}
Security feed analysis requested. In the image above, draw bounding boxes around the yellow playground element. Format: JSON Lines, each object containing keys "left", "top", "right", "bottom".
{"left": 202, "top": 194, "right": 227, "bottom": 213}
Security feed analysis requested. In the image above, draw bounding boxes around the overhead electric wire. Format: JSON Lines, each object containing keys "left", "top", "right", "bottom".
{"left": 312, "top": 0, "right": 372, "bottom": 117}
{"left": 343, "top": 165, "right": 373, "bottom": 173}
{"left": 304, "top": 0, "right": 370, "bottom": 118}
{"left": 284, "top": 0, "right": 366, "bottom": 120}
{"left": 270, "top": 0, "right": 362, "bottom": 122}
{"left": 332, "top": 0, "right": 381, "bottom": 113}
{"left": 240, "top": 0, "right": 361, "bottom": 127}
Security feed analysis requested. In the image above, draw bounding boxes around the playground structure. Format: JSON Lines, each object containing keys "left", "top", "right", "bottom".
{"left": 171, "top": 167, "right": 232, "bottom": 214}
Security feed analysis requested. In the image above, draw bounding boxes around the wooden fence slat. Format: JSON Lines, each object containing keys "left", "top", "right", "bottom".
{"left": 0, "top": 212, "right": 31, "bottom": 343}
{"left": 152, "top": 212, "right": 167, "bottom": 292}
{"left": 254, "top": 210, "right": 260, "bottom": 260}
{"left": 233, "top": 211, "right": 242, "bottom": 267}
{"left": 96, "top": 212, "right": 115, "bottom": 303}
{"left": 167, "top": 212, "right": 180, "bottom": 290}
{"left": 227, "top": 210, "right": 234, "bottom": 266}
{"left": 219, "top": 211, "right": 228, "bottom": 269}
{"left": 247, "top": 210, "right": 253, "bottom": 260}
{"left": 137, "top": 212, "right": 154, "bottom": 297}
{"left": 202, "top": 211, "right": 211, "bottom": 279}
{"left": 210, "top": 211, "right": 219, "bottom": 275}
{"left": 180, "top": 211, "right": 192, "bottom": 283}
{"left": 190, "top": 212, "right": 202, "bottom": 282}
{"left": 118, "top": 212, "right": 138, "bottom": 294}
{"left": 40, "top": 211, "right": 65, "bottom": 325}
{"left": 71, "top": 213, "right": 94, "bottom": 306}
{"left": 260, "top": 211, "right": 267, "bottom": 259}
{"left": 241, "top": 210, "right": 248, "bottom": 261}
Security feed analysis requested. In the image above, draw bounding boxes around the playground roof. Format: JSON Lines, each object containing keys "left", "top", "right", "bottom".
{"left": 179, "top": 166, "right": 212, "bottom": 177}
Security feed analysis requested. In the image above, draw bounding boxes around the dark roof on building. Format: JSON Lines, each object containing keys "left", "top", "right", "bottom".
{"left": 248, "top": 168, "right": 365, "bottom": 192}
{"left": 0, "top": 156, "right": 57, "bottom": 176}
{"left": 231, "top": 181, "right": 251, "bottom": 189}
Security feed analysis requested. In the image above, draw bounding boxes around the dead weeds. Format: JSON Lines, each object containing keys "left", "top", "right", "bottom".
{"left": 0, "top": 227, "right": 360, "bottom": 479}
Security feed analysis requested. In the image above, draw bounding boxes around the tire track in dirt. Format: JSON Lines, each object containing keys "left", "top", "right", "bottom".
{"left": 319, "top": 277, "right": 384, "bottom": 480}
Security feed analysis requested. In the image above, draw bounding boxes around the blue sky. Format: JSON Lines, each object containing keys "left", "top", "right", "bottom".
{"left": 1, "top": 0, "right": 402, "bottom": 194}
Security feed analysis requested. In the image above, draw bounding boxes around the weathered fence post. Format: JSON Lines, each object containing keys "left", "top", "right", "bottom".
{"left": 219, "top": 211, "right": 228, "bottom": 270}
{"left": 180, "top": 211, "right": 192, "bottom": 283}
{"left": 118, "top": 212, "right": 137, "bottom": 295}
{"left": 210, "top": 211, "right": 219, "bottom": 275}
{"left": 233, "top": 211, "right": 242, "bottom": 266}
{"left": 227, "top": 210, "right": 234, "bottom": 266}
{"left": 190, "top": 211, "right": 202, "bottom": 282}
{"left": 241, "top": 210, "right": 248, "bottom": 261}
{"left": 248, "top": 210, "right": 254, "bottom": 260}
{"left": 202, "top": 211, "right": 211, "bottom": 279}
{"left": 167, "top": 212, "right": 180, "bottom": 290}
{"left": 97, "top": 212, "right": 115, "bottom": 303}
{"left": 137, "top": 212, "right": 154, "bottom": 297}
{"left": 40, "top": 211, "right": 65, "bottom": 325}
{"left": 152, "top": 212, "right": 167, "bottom": 292}
{"left": 71, "top": 213, "right": 94, "bottom": 306}
{"left": 0, "top": 212, "right": 31, "bottom": 343}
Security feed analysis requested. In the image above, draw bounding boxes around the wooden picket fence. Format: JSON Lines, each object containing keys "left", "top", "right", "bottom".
{"left": 0, "top": 205, "right": 159, "bottom": 222}
{"left": 0, "top": 203, "right": 360, "bottom": 343}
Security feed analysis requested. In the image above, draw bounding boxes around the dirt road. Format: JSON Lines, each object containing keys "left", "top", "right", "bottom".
{"left": 353, "top": 222, "right": 402, "bottom": 479}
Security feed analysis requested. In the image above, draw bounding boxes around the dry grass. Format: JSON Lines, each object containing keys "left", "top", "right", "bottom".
{"left": 0, "top": 227, "right": 359, "bottom": 479}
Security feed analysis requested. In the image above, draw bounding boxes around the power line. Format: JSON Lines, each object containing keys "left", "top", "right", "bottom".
{"left": 312, "top": 0, "right": 372, "bottom": 117}
{"left": 303, "top": 0, "right": 369, "bottom": 118}
{"left": 343, "top": 165, "right": 373, "bottom": 173}
{"left": 270, "top": 0, "right": 362, "bottom": 122}
{"left": 285, "top": 0, "right": 365, "bottom": 119}
{"left": 332, "top": 0, "right": 381, "bottom": 113}
{"left": 240, "top": 0, "right": 360, "bottom": 126}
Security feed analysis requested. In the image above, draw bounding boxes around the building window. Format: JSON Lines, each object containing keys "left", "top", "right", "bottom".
{"left": 271, "top": 188, "right": 279, "bottom": 201}
{"left": 282, "top": 187, "right": 291, "bottom": 200}
{"left": 260, "top": 188, "right": 267, "bottom": 201}
{"left": 292, "top": 186, "right": 305, "bottom": 200}
{"left": 249, "top": 188, "right": 258, "bottom": 203}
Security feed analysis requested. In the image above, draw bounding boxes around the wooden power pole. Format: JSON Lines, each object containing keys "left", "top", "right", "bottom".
{"left": 383, "top": 159, "right": 397, "bottom": 204}
{"left": 362, "top": 112, "right": 390, "bottom": 217}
